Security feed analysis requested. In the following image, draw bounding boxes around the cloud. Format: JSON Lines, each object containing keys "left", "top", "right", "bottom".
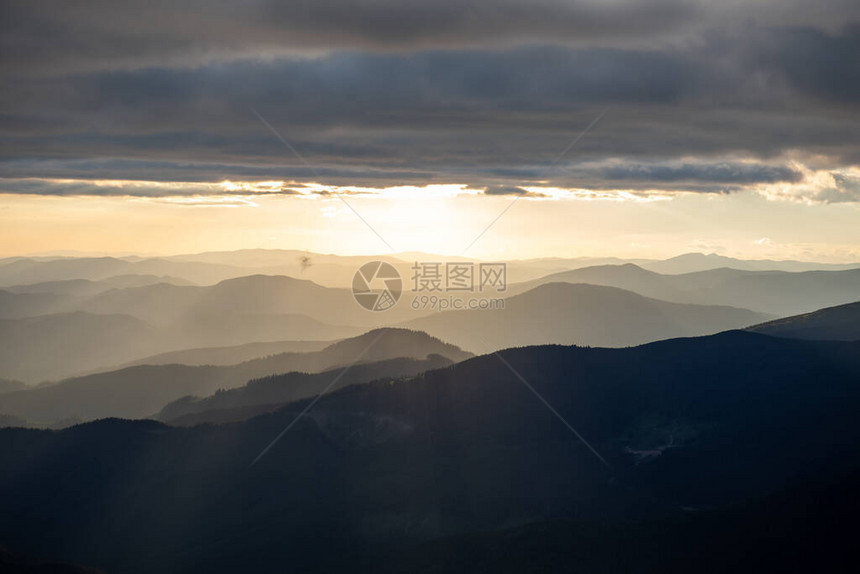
{"left": 3, "top": 1, "right": 858, "bottom": 76}
{"left": 555, "top": 159, "right": 805, "bottom": 193}
{"left": 754, "top": 167, "right": 860, "bottom": 204}
{"left": 0, "top": 178, "right": 323, "bottom": 198}
{"left": 151, "top": 196, "right": 260, "bottom": 207}
{"left": 0, "top": 1, "right": 709, "bottom": 75}
{"left": 0, "top": 4, "right": 858, "bottom": 196}
{"left": 482, "top": 185, "right": 543, "bottom": 197}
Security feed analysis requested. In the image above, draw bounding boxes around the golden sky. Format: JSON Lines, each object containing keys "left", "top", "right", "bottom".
{"left": 3, "top": 183, "right": 859, "bottom": 262}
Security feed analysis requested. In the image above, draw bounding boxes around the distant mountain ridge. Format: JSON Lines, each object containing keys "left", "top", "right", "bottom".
{"left": 511, "top": 263, "right": 860, "bottom": 316}
{"left": 0, "top": 309, "right": 356, "bottom": 383}
{"left": 403, "top": 282, "right": 769, "bottom": 353}
{"left": 0, "top": 379, "right": 26, "bottom": 394}
{"left": 0, "top": 312, "right": 163, "bottom": 383}
{"left": 641, "top": 252, "right": 860, "bottom": 274}
{"left": 0, "top": 328, "right": 472, "bottom": 426}
{"left": 3, "top": 250, "right": 856, "bottom": 291}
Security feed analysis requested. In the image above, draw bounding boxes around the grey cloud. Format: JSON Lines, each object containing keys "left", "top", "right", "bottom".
{"left": 0, "top": 1, "right": 699, "bottom": 75}
{"left": 579, "top": 161, "right": 803, "bottom": 185}
{"left": 1, "top": 5, "right": 859, "bottom": 197}
{"left": 821, "top": 173, "right": 860, "bottom": 202}
{"left": 482, "top": 185, "right": 546, "bottom": 197}
{"left": 0, "top": 178, "right": 306, "bottom": 198}
{"left": 0, "top": 179, "right": 212, "bottom": 197}
{"left": 3, "top": 1, "right": 859, "bottom": 76}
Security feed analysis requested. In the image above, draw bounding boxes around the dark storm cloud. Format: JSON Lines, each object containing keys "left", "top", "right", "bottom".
{"left": 0, "top": 1, "right": 859, "bottom": 197}
{"left": 583, "top": 161, "right": 803, "bottom": 185}
{"left": 3, "top": 1, "right": 858, "bottom": 76}
{"left": 0, "top": 0, "right": 698, "bottom": 75}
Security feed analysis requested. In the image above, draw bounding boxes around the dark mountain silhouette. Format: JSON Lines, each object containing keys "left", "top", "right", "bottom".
{"left": 159, "top": 354, "right": 456, "bottom": 426}
{"left": 0, "top": 546, "right": 105, "bottom": 573}
{"left": 1, "top": 332, "right": 858, "bottom": 573}
{"left": 372, "top": 470, "right": 860, "bottom": 574}
{"left": 0, "top": 414, "right": 29, "bottom": 428}
{"left": 747, "top": 300, "right": 860, "bottom": 341}
{"left": 403, "top": 282, "right": 768, "bottom": 353}
{"left": 513, "top": 263, "right": 860, "bottom": 315}
{"left": 0, "top": 329, "right": 471, "bottom": 425}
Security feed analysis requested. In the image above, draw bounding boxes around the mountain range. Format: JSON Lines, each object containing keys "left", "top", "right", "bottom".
{"left": 509, "top": 263, "right": 860, "bottom": 316}
{"left": 403, "top": 282, "right": 770, "bottom": 353}
{"left": 3, "top": 250, "right": 857, "bottom": 290}
{"left": 748, "top": 300, "right": 860, "bottom": 341}
{"left": 0, "top": 329, "right": 471, "bottom": 426}
{"left": 1, "top": 331, "right": 858, "bottom": 573}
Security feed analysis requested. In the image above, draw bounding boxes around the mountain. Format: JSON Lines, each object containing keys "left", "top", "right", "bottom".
{"left": 0, "top": 329, "right": 472, "bottom": 425}
{"left": 0, "top": 308, "right": 354, "bottom": 384}
{"left": 0, "top": 273, "right": 452, "bottom": 381}
{"left": 0, "top": 547, "right": 105, "bottom": 573}
{"left": 165, "top": 249, "right": 410, "bottom": 288}
{"left": 402, "top": 282, "right": 769, "bottom": 353}
{"left": 160, "top": 312, "right": 355, "bottom": 349}
{"left": 0, "top": 379, "right": 26, "bottom": 394}
{"left": 310, "top": 327, "right": 471, "bottom": 366}
{"left": 0, "top": 312, "right": 162, "bottom": 383}
{"left": 747, "top": 301, "right": 860, "bottom": 341}
{"left": 4, "top": 274, "right": 195, "bottom": 296}
{"left": 513, "top": 263, "right": 860, "bottom": 316}
{"left": 0, "top": 275, "right": 197, "bottom": 320}
{"left": 0, "top": 414, "right": 29, "bottom": 428}
{"left": 641, "top": 252, "right": 860, "bottom": 274}
{"left": 0, "top": 332, "right": 858, "bottom": 573}
{"left": 373, "top": 472, "right": 860, "bottom": 574}
{"left": 509, "top": 263, "right": 679, "bottom": 299}
{"left": 0, "top": 289, "right": 69, "bottom": 319}
{"left": 76, "top": 274, "right": 424, "bottom": 329}
{"left": 159, "top": 355, "right": 456, "bottom": 426}
{"left": 123, "top": 339, "right": 336, "bottom": 367}
{"left": 0, "top": 256, "right": 242, "bottom": 287}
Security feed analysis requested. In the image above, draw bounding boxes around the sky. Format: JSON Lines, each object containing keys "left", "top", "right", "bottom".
{"left": 1, "top": 1, "right": 859, "bottom": 261}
